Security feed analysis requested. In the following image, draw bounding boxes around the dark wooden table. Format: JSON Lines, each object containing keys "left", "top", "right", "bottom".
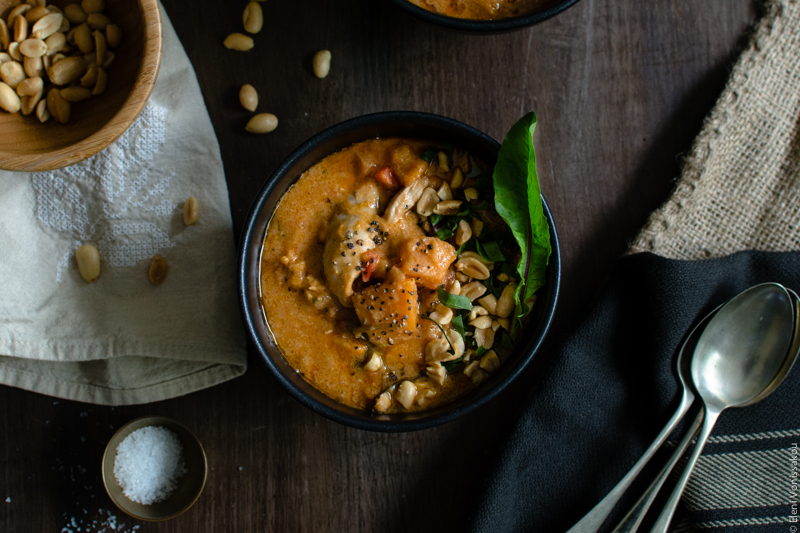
{"left": 1, "top": 1, "right": 759, "bottom": 531}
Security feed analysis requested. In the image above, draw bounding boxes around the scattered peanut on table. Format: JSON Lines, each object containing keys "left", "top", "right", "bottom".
{"left": 76, "top": 244, "right": 100, "bottom": 282}
{"left": 239, "top": 84, "right": 257, "bottom": 112}
{"left": 312, "top": 50, "right": 331, "bottom": 79}
{"left": 246, "top": 113, "right": 278, "bottom": 134}
{"left": 0, "top": 0, "right": 123, "bottom": 123}
{"left": 183, "top": 196, "right": 199, "bottom": 226}
{"left": 149, "top": 256, "right": 168, "bottom": 285}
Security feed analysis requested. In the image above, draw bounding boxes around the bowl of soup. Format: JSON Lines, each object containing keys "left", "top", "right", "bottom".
{"left": 238, "top": 111, "right": 560, "bottom": 432}
{"left": 386, "top": 0, "right": 582, "bottom": 33}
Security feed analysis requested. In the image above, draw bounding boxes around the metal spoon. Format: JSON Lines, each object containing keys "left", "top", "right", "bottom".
{"left": 649, "top": 282, "right": 797, "bottom": 533}
{"left": 615, "top": 285, "right": 800, "bottom": 532}
{"left": 564, "top": 305, "right": 703, "bottom": 533}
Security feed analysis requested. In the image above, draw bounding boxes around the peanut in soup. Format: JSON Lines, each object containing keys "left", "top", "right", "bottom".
{"left": 260, "top": 138, "right": 530, "bottom": 413}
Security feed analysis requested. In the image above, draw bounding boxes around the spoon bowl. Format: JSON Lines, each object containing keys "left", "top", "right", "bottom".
{"left": 691, "top": 283, "right": 794, "bottom": 409}
{"left": 650, "top": 282, "right": 797, "bottom": 533}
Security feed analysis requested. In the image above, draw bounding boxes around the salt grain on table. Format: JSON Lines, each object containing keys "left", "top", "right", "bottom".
{"left": 113, "top": 426, "right": 187, "bottom": 505}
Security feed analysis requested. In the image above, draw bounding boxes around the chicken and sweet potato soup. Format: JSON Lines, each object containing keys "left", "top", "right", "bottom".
{"left": 260, "top": 136, "right": 545, "bottom": 413}
{"left": 407, "top": 0, "right": 543, "bottom": 20}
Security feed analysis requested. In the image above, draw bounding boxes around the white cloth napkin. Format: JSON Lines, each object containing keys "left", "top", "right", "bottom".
{"left": 0, "top": 4, "right": 247, "bottom": 405}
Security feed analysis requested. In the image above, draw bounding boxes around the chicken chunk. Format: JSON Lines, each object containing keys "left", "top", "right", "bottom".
{"left": 323, "top": 183, "right": 382, "bottom": 306}
{"left": 397, "top": 236, "right": 457, "bottom": 289}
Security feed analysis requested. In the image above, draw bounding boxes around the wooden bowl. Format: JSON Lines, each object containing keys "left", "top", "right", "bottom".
{"left": 0, "top": 0, "right": 162, "bottom": 172}
{"left": 102, "top": 416, "right": 208, "bottom": 521}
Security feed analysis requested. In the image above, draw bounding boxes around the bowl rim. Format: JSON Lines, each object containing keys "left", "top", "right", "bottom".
{"left": 238, "top": 111, "right": 561, "bottom": 432}
{"left": 0, "top": 0, "right": 163, "bottom": 172}
{"left": 385, "top": 0, "right": 582, "bottom": 33}
{"left": 101, "top": 415, "right": 208, "bottom": 522}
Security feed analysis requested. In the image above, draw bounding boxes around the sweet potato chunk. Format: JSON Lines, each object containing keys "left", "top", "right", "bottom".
{"left": 397, "top": 236, "right": 456, "bottom": 289}
{"left": 351, "top": 267, "right": 418, "bottom": 332}
{"left": 390, "top": 144, "right": 428, "bottom": 187}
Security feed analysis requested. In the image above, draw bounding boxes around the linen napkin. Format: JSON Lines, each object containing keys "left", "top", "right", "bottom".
{"left": 0, "top": 4, "right": 246, "bottom": 405}
{"left": 472, "top": 0, "right": 800, "bottom": 531}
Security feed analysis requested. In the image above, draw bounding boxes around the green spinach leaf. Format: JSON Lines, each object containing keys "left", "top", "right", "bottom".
{"left": 492, "top": 112, "right": 551, "bottom": 319}
{"left": 437, "top": 287, "right": 472, "bottom": 311}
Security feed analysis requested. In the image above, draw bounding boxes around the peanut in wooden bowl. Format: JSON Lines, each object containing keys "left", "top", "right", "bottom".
{"left": 0, "top": 0, "right": 162, "bottom": 172}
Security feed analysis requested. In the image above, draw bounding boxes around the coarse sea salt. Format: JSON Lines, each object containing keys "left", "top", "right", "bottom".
{"left": 113, "top": 426, "right": 187, "bottom": 505}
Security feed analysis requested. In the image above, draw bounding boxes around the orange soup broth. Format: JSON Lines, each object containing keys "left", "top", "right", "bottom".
{"left": 408, "top": 0, "right": 543, "bottom": 20}
{"left": 260, "top": 138, "right": 474, "bottom": 412}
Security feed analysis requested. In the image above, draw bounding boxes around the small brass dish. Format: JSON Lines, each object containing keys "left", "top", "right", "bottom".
{"left": 101, "top": 416, "right": 207, "bottom": 522}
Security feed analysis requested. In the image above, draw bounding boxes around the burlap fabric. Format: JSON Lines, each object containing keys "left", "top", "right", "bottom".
{"left": 630, "top": 0, "right": 800, "bottom": 259}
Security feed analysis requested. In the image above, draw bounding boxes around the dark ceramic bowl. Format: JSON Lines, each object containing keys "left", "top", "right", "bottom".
{"left": 386, "top": 0, "right": 581, "bottom": 33}
{"left": 238, "top": 111, "right": 561, "bottom": 432}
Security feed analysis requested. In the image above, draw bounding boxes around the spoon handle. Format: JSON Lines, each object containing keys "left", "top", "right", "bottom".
{"left": 649, "top": 408, "right": 721, "bottom": 533}
{"left": 609, "top": 410, "right": 703, "bottom": 533}
{"left": 565, "top": 390, "right": 694, "bottom": 533}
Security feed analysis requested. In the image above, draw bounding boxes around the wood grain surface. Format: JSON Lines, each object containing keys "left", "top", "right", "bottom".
{"left": 0, "top": 1, "right": 759, "bottom": 531}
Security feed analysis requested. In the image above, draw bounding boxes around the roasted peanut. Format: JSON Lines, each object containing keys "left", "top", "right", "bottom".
{"left": 0, "top": 53, "right": 11, "bottom": 64}
{"left": 495, "top": 283, "right": 517, "bottom": 318}
{"left": 73, "top": 23, "right": 92, "bottom": 53}
{"left": 93, "top": 29, "right": 105, "bottom": 65}
{"left": 460, "top": 281, "right": 487, "bottom": 302}
{"left": 8, "top": 42, "right": 22, "bottom": 61}
{"left": 25, "top": 6, "right": 50, "bottom": 24}
{"left": 76, "top": 244, "right": 100, "bottom": 282}
{"left": 20, "top": 92, "right": 41, "bottom": 115}
{"left": 16, "top": 75, "right": 42, "bottom": 96}
{"left": 432, "top": 199, "right": 462, "bottom": 215}
{"left": 426, "top": 362, "right": 447, "bottom": 386}
{"left": 80, "top": 64, "right": 97, "bottom": 86}
{"left": 374, "top": 392, "right": 392, "bottom": 413}
{"left": 48, "top": 55, "right": 87, "bottom": 85}
{"left": 438, "top": 150, "right": 449, "bottom": 172}
{"left": 455, "top": 219, "right": 472, "bottom": 246}
{"left": 477, "top": 294, "right": 498, "bottom": 315}
{"left": 19, "top": 38, "right": 47, "bottom": 57}
{"left": 364, "top": 353, "right": 382, "bottom": 372}
{"left": 91, "top": 66, "right": 106, "bottom": 95}
{"left": 0, "top": 20, "right": 9, "bottom": 51}
{"left": 35, "top": 97, "right": 49, "bottom": 122}
{"left": 32, "top": 13, "right": 62, "bottom": 40}
{"left": 60, "top": 85, "right": 91, "bottom": 102}
{"left": 223, "top": 33, "right": 253, "bottom": 51}
{"left": 474, "top": 327, "right": 495, "bottom": 350}
{"left": 239, "top": 84, "right": 257, "bottom": 112}
{"left": 0, "top": 61, "right": 25, "bottom": 89}
{"left": 46, "top": 87, "right": 70, "bottom": 123}
{"left": 312, "top": 50, "right": 331, "bottom": 79}
{"left": 464, "top": 187, "right": 479, "bottom": 201}
{"left": 243, "top": 2, "right": 263, "bottom": 34}
{"left": 7, "top": 5, "right": 31, "bottom": 30}
{"left": 86, "top": 13, "right": 110, "bottom": 31}
{"left": 105, "top": 23, "right": 121, "bottom": 48}
{"left": 81, "top": 0, "right": 105, "bottom": 14}
{"left": 183, "top": 196, "right": 199, "bottom": 225}
{"left": 0, "top": 81, "right": 21, "bottom": 112}
{"left": 14, "top": 14, "right": 28, "bottom": 42}
{"left": 45, "top": 31, "right": 67, "bottom": 54}
{"left": 480, "top": 350, "right": 501, "bottom": 372}
{"left": 149, "top": 255, "right": 168, "bottom": 285}
{"left": 437, "top": 181, "right": 453, "bottom": 200}
{"left": 246, "top": 113, "right": 278, "bottom": 134}
{"left": 451, "top": 167, "right": 465, "bottom": 189}
{"left": 395, "top": 381, "right": 417, "bottom": 409}
{"left": 64, "top": 4, "right": 88, "bottom": 24}
{"left": 415, "top": 187, "right": 439, "bottom": 217}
